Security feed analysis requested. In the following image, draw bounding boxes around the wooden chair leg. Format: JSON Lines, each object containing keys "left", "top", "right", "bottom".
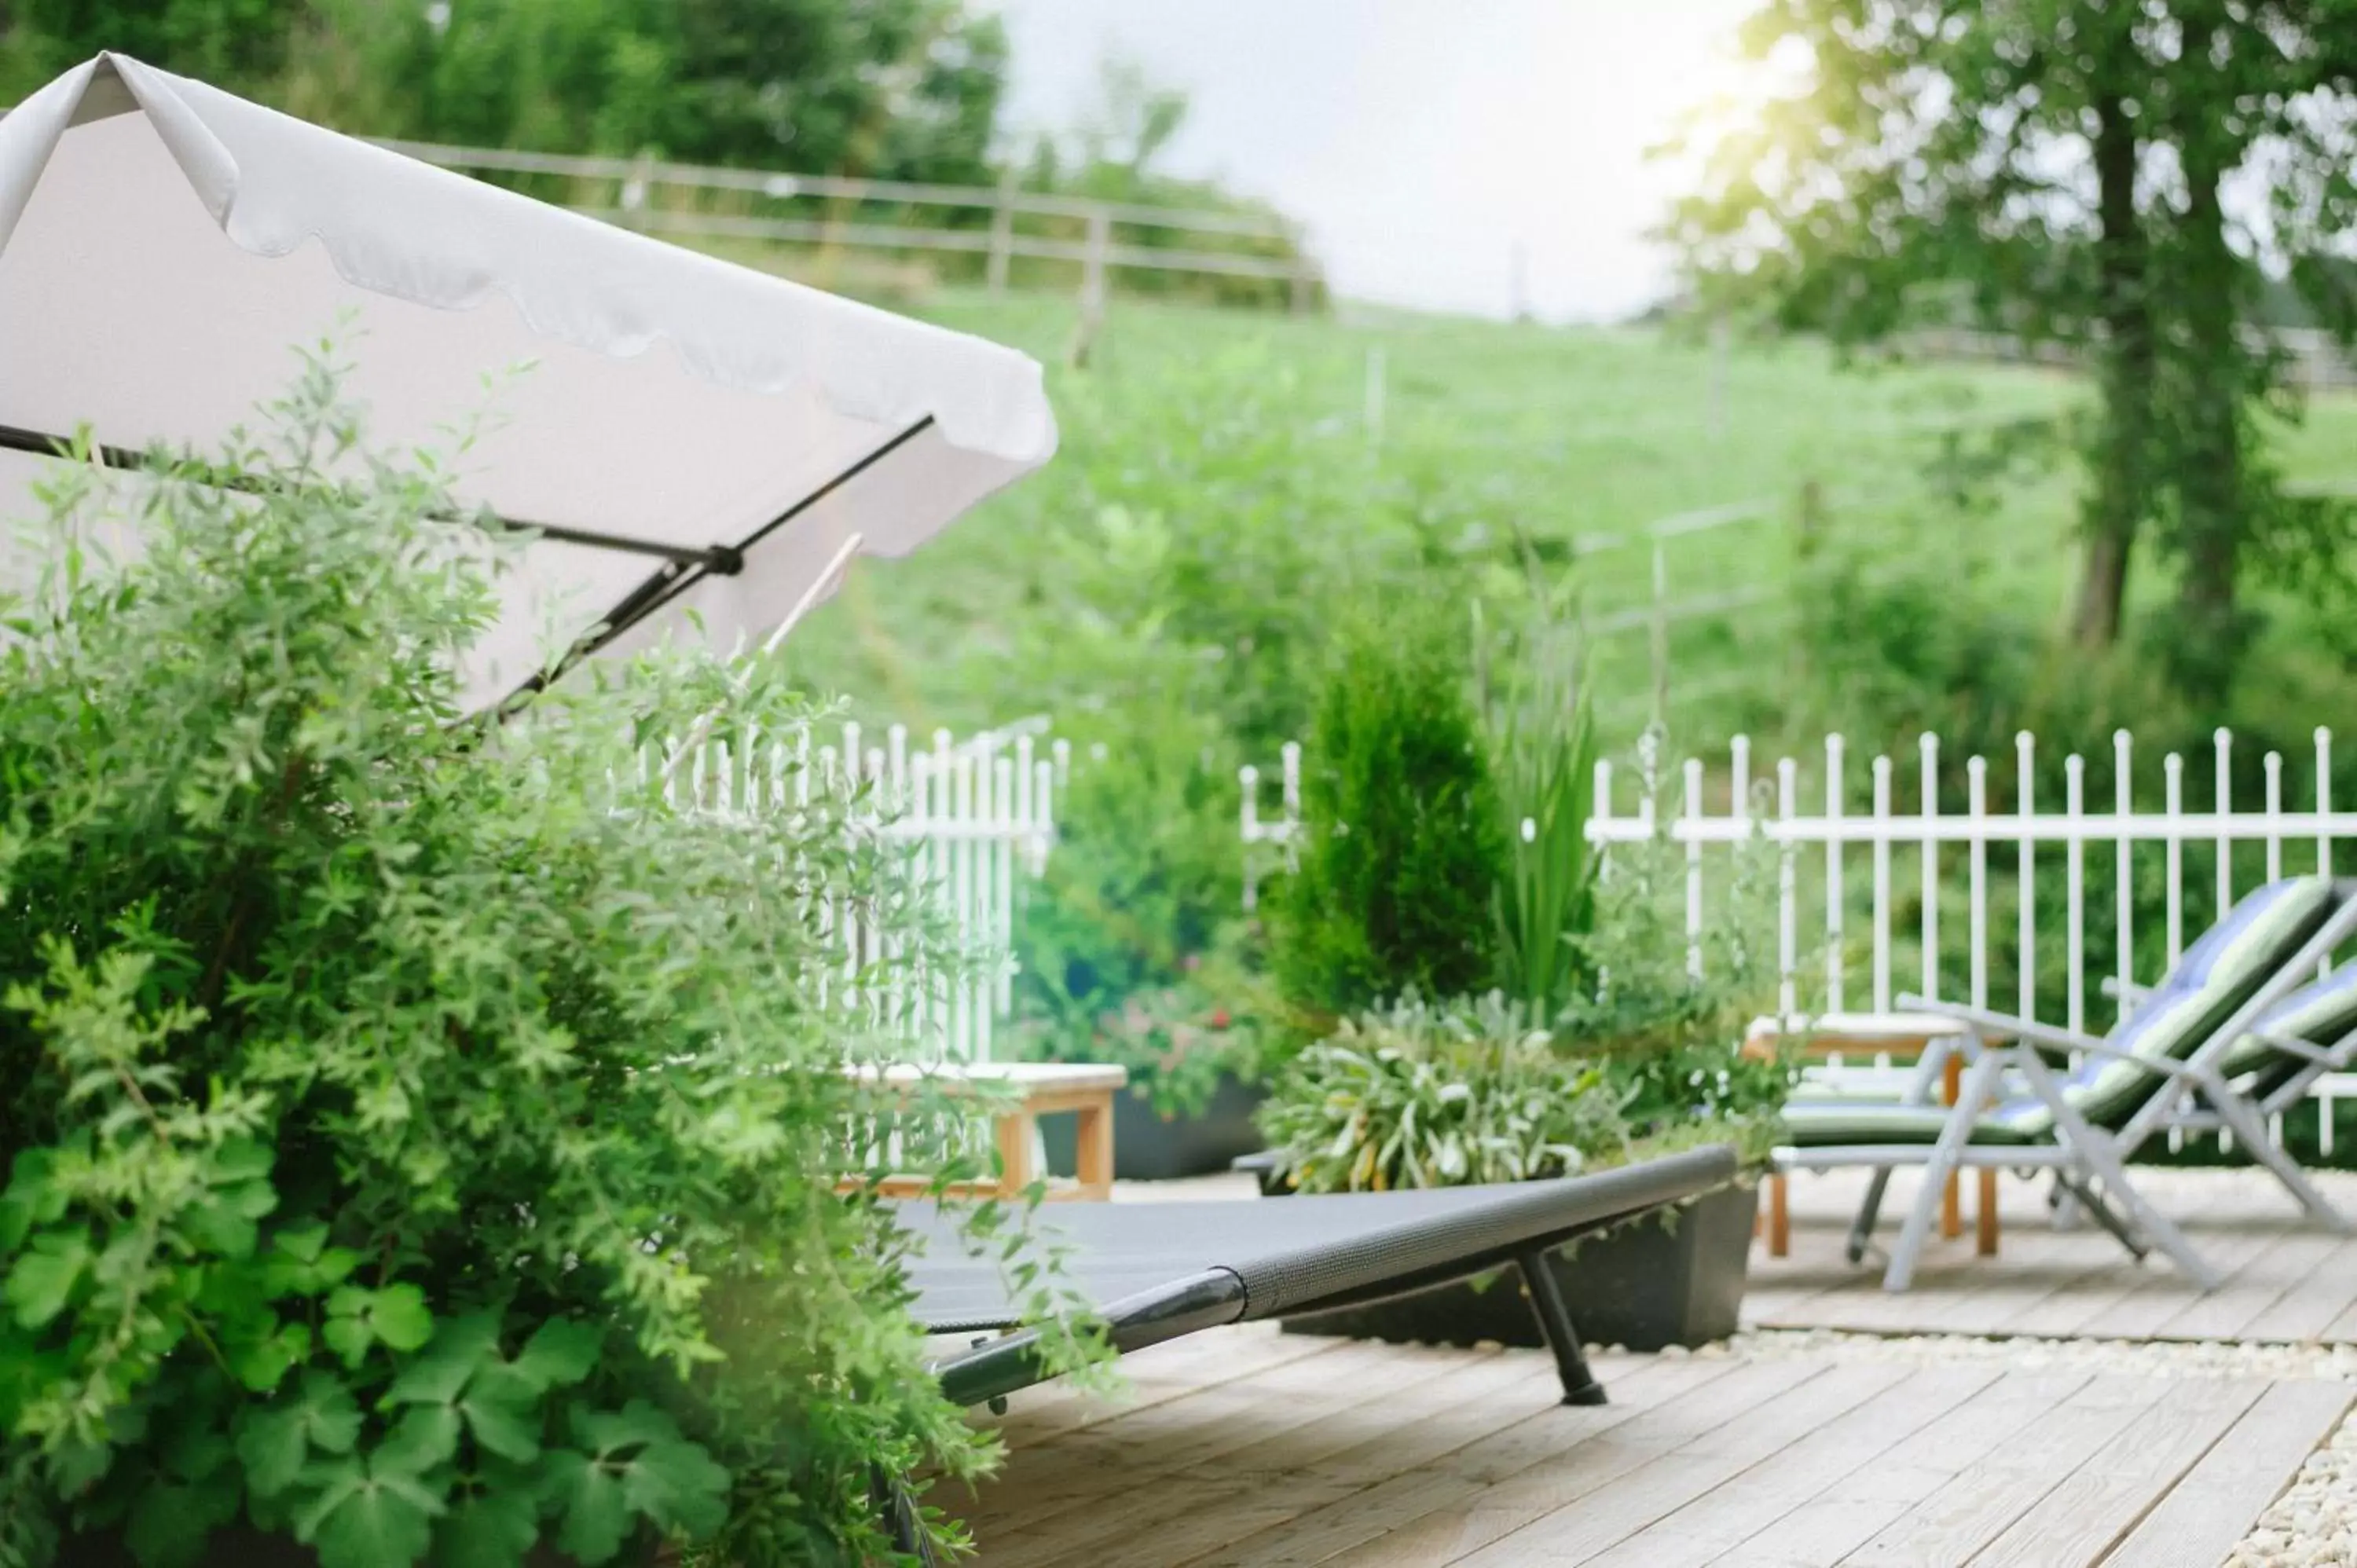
{"left": 1941, "top": 1053, "right": 1965, "bottom": 1239}
{"left": 1073, "top": 1098, "right": 1115, "bottom": 1200}
{"left": 1978, "top": 1170, "right": 2000, "bottom": 1255}
{"left": 995, "top": 1110, "right": 1035, "bottom": 1200}
{"left": 1769, "top": 1174, "right": 1791, "bottom": 1258}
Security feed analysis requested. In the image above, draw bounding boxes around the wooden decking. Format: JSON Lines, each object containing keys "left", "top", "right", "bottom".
{"left": 942, "top": 1167, "right": 2357, "bottom": 1565}
{"left": 953, "top": 1325, "right": 2349, "bottom": 1566}
{"left": 1748, "top": 1165, "right": 2357, "bottom": 1343}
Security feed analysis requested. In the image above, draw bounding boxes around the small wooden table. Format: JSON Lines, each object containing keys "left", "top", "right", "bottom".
{"left": 852, "top": 1061, "right": 1127, "bottom": 1203}
{"left": 1746, "top": 1012, "right": 2000, "bottom": 1259}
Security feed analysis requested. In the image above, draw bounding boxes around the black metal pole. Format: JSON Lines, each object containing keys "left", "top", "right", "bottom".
{"left": 491, "top": 415, "right": 937, "bottom": 713}
{"left": 1517, "top": 1248, "right": 1606, "bottom": 1406}
{"left": 0, "top": 422, "right": 731, "bottom": 568}
{"left": 870, "top": 1468, "right": 944, "bottom": 1567}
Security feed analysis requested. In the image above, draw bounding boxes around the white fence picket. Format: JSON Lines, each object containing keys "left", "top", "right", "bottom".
{"left": 640, "top": 718, "right": 1058, "bottom": 1062}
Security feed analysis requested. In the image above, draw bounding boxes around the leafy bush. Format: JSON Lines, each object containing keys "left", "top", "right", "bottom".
{"left": 1554, "top": 739, "right": 1794, "bottom": 1145}
{"left": 1006, "top": 701, "right": 1263, "bottom": 1116}
{"left": 0, "top": 358, "right": 1091, "bottom": 1568}
{"left": 1266, "top": 609, "right": 1509, "bottom": 1022}
{"left": 1255, "top": 995, "right": 1628, "bottom": 1192}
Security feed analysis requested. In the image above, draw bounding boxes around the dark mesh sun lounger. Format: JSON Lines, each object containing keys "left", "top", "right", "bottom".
{"left": 911, "top": 1144, "right": 1737, "bottom": 1411}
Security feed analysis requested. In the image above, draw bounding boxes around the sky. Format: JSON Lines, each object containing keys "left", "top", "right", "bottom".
{"left": 984, "top": 0, "right": 1761, "bottom": 323}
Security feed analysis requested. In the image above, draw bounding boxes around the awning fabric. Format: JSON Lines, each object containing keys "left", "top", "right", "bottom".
{"left": 0, "top": 53, "right": 1056, "bottom": 707}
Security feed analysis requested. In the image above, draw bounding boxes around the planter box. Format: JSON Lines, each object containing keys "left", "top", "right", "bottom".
{"left": 1277, "top": 1181, "right": 1759, "bottom": 1352}
{"left": 1039, "top": 1071, "right": 1267, "bottom": 1181}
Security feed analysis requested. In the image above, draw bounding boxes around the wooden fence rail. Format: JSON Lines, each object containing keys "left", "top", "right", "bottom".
{"left": 374, "top": 137, "right": 1325, "bottom": 310}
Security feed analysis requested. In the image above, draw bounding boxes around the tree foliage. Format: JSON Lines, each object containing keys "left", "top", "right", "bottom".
{"left": 0, "top": 353, "right": 1096, "bottom": 1566}
{"left": 2, "top": 0, "right": 1010, "bottom": 182}
{"left": 1667, "top": 0, "right": 2357, "bottom": 691}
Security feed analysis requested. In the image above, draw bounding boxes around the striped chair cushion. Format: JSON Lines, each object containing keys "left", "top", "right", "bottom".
{"left": 1780, "top": 1100, "right": 2042, "bottom": 1146}
{"left": 2220, "top": 959, "right": 2357, "bottom": 1086}
{"left": 1785, "top": 876, "right": 2341, "bottom": 1149}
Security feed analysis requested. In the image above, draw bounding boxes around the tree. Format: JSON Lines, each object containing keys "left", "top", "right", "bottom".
{"left": 2, "top": 0, "right": 1010, "bottom": 182}
{"left": 0, "top": 0, "right": 308, "bottom": 99}
{"left": 1666, "top": 0, "right": 2357, "bottom": 690}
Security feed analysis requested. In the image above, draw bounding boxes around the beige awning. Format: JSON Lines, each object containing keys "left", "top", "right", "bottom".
{"left": 0, "top": 52, "right": 1056, "bottom": 706}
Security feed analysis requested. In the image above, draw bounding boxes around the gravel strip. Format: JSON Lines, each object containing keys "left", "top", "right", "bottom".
{"left": 2230, "top": 1414, "right": 2357, "bottom": 1567}
{"left": 1722, "top": 1326, "right": 2357, "bottom": 1382}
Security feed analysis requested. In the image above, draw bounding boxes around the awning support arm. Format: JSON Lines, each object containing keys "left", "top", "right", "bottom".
{"left": 0, "top": 422, "right": 741, "bottom": 570}
{"left": 497, "top": 414, "right": 937, "bottom": 710}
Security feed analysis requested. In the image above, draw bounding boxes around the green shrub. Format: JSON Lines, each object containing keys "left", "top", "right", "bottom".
{"left": 0, "top": 357, "right": 1094, "bottom": 1568}
{"left": 1266, "top": 610, "right": 1509, "bottom": 1021}
{"left": 1255, "top": 994, "right": 1629, "bottom": 1192}
{"left": 1553, "top": 742, "right": 1794, "bottom": 1145}
{"left": 1006, "top": 699, "right": 1263, "bottom": 1116}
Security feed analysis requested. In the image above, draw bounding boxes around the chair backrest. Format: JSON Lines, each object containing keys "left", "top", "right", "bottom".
{"left": 2220, "top": 959, "right": 2357, "bottom": 1093}
{"left": 2017, "top": 876, "right": 2342, "bottom": 1134}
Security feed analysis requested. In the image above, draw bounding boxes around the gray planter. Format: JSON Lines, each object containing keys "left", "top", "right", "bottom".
{"left": 1039, "top": 1071, "right": 1267, "bottom": 1181}
{"left": 1275, "top": 1181, "right": 1759, "bottom": 1352}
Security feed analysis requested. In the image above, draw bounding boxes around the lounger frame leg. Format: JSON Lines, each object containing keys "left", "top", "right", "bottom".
{"left": 2210, "top": 1080, "right": 2355, "bottom": 1232}
{"left": 2054, "top": 1172, "right": 2148, "bottom": 1259}
{"left": 1884, "top": 1048, "right": 2007, "bottom": 1290}
{"left": 1847, "top": 1169, "right": 1892, "bottom": 1264}
{"left": 1517, "top": 1249, "right": 1606, "bottom": 1406}
{"left": 2016, "top": 1050, "right": 2222, "bottom": 1291}
{"left": 874, "top": 1470, "right": 943, "bottom": 1566}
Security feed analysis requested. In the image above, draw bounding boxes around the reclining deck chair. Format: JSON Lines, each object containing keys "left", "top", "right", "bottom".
{"left": 1775, "top": 875, "right": 2356, "bottom": 1291}
{"left": 903, "top": 1144, "right": 1737, "bottom": 1413}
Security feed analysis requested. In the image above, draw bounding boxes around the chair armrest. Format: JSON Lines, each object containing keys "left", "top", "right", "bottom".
{"left": 1892, "top": 995, "right": 2113, "bottom": 1057}
{"left": 2252, "top": 1028, "right": 2342, "bottom": 1068}
{"left": 2017, "top": 1031, "right": 2212, "bottom": 1084}
{"left": 2099, "top": 976, "right": 2156, "bottom": 1006}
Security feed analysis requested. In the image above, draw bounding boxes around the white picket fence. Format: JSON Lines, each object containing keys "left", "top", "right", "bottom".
{"left": 1242, "top": 726, "right": 2357, "bottom": 1151}
{"left": 651, "top": 719, "right": 1067, "bottom": 1062}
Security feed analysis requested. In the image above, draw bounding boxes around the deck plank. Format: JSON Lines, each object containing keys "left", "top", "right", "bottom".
{"left": 1046, "top": 1353, "right": 1736, "bottom": 1568}
{"left": 1052, "top": 1349, "right": 1646, "bottom": 1568}
{"left": 2098, "top": 1379, "right": 2354, "bottom": 1568}
{"left": 986, "top": 1343, "right": 1510, "bottom": 1565}
{"left": 1420, "top": 1361, "right": 1913, "bottom": 1566}
{"left": 1964, "top": 1376, "right": 2268, "bottom": 1567}
{"left": 2238, "top": 1233, "right": 2357, "bottom": 1343}
{"left": 1179, "top": 1356, "right": 1788, "bottom": 1568}
{"left": 984, "top": 1324, "right": 1349, "bottom": 1446}
{"left": 968, "top": 1338, "right": 1439, "bottom": 1537}
{"left": 1700, "top": 1371, "right": 2096, "bottom": 1568}
{"left": 1833, "top": 1373, "right": 2172, "bottom": 1566}
{"left": 1572, "top": 1365, "right": 2003, "bottom": 1568}
{"left": 2150, "top": 1231, "right": 2347, "bottom": 1343}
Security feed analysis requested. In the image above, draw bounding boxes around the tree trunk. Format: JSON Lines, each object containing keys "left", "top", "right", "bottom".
{"left": 2073, "top": 84, "right": 2154, "bottom": 649}
{"left": 2172, "top": 128, "right": 2249, "bottom": 694}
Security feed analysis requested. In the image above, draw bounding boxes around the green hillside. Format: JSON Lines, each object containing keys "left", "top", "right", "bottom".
{"left": 786, "top": 291, "right": 2357, "bottom": 749}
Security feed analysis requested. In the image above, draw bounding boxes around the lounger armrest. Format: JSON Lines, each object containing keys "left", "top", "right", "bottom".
{"left": 1891, "top": 995, "right": 2112, "bottom": 1057}
{"left": 2252, "top": 1028, "right": 2343, "bottom": 1068}
{"left": 2099, "top": 976, "right": 2156, "bottom": 1006}
{"left": 2020, "top": 1032, "right": 2212, "bottom": 1084}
